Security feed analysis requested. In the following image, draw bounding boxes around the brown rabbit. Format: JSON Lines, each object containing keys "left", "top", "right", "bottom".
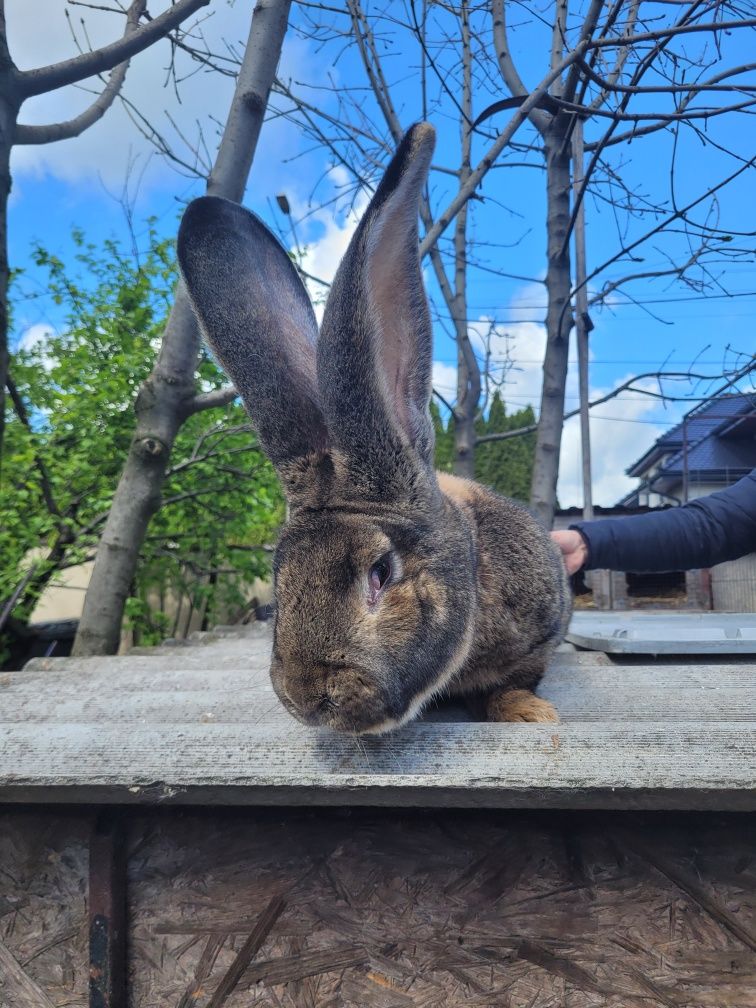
{"left": 178, "top": 122, "right": 571, "bottom": 735}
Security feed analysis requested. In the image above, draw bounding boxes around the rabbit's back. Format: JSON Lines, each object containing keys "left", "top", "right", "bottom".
{"left": 437, "top": 472, "right": 571, "bottom": 697}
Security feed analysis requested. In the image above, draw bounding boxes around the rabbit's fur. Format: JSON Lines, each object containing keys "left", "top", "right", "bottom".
{"left": 178, "top": 123, "right": 571, "bottom": 735}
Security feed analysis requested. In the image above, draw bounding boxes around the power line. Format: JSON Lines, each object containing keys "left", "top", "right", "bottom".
{"left": 459, "top": 290, "right": 756, "bottom": 311}
{"left": 438, "top": 357, "right": 756, "bottom": 366}
{"left": 583, "top": 415, "right": 679, "bottom": 426}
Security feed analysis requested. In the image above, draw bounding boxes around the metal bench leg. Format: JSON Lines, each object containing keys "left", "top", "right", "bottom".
{"left": 89, "top": 813, "right": 127, "bottom": 1008}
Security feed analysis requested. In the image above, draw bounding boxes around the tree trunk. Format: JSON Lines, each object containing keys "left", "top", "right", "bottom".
{"left": 0, "top": 114, "right": 12, "bottom": 474}
{"left": 530, "top": 115, "right": 573, "bottom": 528}
{"left": 453, "top": 363, "right": 476, "bottom": 478}
{"left": 73, "top": 0, "right": 293, "bottom": 656}
{"left": 452, "top": 195, "right": 476, "bottom": 480}
{"left": 0, "top": 3, "right": 19, "bottom": 469}
{"left": 452, "top": 3, "right": 478, "bottom": 481}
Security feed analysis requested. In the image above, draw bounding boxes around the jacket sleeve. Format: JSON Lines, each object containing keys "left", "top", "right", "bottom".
{"left": 571, "top": 469, "right": 756, "bottom": 572}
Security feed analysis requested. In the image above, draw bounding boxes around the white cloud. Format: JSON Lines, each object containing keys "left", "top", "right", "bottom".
{"left": 293, "top": 182, "right": 370, "bottom": 322}
{"left": 8, "top": 1, "right": 224, "bottom": 187}
{"left": 17, "top": 321, "right": 55, "bottom": 351}
{"left": 15, "top": 321, "right": 58, "bottom": 371}
{"left": 433, "top": 282, "right": 668, "bottom": 508}
{"left": 432, "top": 361, "right": 457, "bottom": 400}
{"left": 556, "top": 377, "right": 665, "bottom": 509}
{"left": 7, "top": 2, "right": 315, "bottom": 194}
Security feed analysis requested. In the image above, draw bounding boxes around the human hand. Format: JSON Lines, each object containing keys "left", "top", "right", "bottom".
{"left": 550, "top": 530, "right": 588, "bottom": 576}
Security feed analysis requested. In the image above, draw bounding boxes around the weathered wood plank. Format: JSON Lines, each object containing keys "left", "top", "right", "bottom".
{"left": 3, "top": 624, "right": 755, "bottom": 810}
{"left": 18, "top": 643, "right": 274, "bottom": 677}
{"left": 3, "top": 654, "right": 755, "bottom": 724}
{"left": 242, "top": 943, "right": 368, "bottom": 986}
{"left": 0, "top": 721, "right": 753, "bottom": 809}
{"left": 22, "top": 651, "right": 747, "bottom": 679}
{"left": 204, "top": 896, "right": 285, "bottom": 1008}
{"left": 10, "top": 650, "right": 609, "bottom": 685}
{"left": 9, "top": 659, "right": 755, "bottom": 695}
{"left": 0, "top": 683, "right": 753, "bottom": 724}
{"left": 175, "top": 935, "right": 225, "bottom": 1008}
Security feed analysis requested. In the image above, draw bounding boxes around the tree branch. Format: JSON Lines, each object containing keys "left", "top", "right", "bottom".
{"left": 347, "top": 0, "right": 403, "bottom": 141}
{"left": 579, "top": 56, "right": 756, "bottom": 97}
{"left": 475, "top": 421, "right": 538, "bottom": 445}
{"left": 577, "top": 153, "right": 756, "bottom": 303}
{"left": 6, "top": 373, "right": 64, "bottom": 524}
{"left": 588, "top": 16, "right": 756, "bottom": 50}
{"left": 14, "top": 0, "right": 143, "bottom": 145}
{"left": 17, "top": 0, "right": 208, "bottom": 98}
{"left": 589, "top": 252, "right": 708, "bottom": 308}
{"left": 583, "top": 0, "right": 640, "bottom": 113}
{"left": 187, "top": 385, "right": 239, "bottom": 415}
{"left": 475, "top": 367, "right": 751, "bottom": 446}
{"left": 562, "top": 0, "right": 605, "bottom": 104}
{"left": 491, "top": 0, "right": 549, "bottom": 134}
{"left": 166, "top": 441, "right": 260, "bottom": 478}
{"left": 566, "top": 1, "right": 708, "bottom": 246}
{"left": 512, "top": 91, "right": 756, "bottom": 126}
{"left": 565, "top": 5, "right": 756, "bottom": 254}
{"left": 432, "top": 387, "right": 456, "bottom": 416}
{"left": 420, "top": 41, "right": 590, "bottom": 257}
{"left": 585, "top": 57, "right": 756, "bottom": 149}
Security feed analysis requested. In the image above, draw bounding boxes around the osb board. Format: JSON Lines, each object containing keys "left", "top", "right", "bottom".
{"left": 0, "top": 810, "right": 89, "bottom": 1007}
{"left": 4, "top": 807, "right": 754, "bottom": 1007}
{"left": 126, "top": 809, "right": 756, "bottom": 1007}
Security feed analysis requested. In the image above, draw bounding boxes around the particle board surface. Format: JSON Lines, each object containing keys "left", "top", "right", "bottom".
{"left": 2, "top": 807, "right": 755, "bottom": 1007}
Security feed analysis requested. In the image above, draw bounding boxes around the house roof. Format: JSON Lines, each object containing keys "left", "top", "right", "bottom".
{"left": 626, "top": 392, "right": 756, "bottom": 480}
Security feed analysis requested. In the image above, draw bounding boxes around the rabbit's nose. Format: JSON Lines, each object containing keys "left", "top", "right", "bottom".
{"left": 280, "top": 660, "right": 345, "bottom": 716}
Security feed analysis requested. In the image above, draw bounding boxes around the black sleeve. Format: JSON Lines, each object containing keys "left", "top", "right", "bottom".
{"left": 571, "top": 469, "right": 756, "bottom": 572}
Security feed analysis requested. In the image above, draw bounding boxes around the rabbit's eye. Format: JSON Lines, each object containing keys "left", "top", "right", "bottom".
{"left": 368, "top": 554, "right": 392, "bottom": 602}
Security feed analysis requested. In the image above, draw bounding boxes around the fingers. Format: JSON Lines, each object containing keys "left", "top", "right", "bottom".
{"left": 550, "top": 530, "right": 588, "bottom": 575}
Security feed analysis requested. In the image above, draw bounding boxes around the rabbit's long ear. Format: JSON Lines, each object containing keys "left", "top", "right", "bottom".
{"left": 317, "top": 123, "right": 436, "bottom": 475}
{"left": 178, "top": 196, "right": 328, "bottom": 467}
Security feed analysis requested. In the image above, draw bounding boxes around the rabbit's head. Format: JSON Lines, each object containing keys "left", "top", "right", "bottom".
{"left": 179, "top": 124, "right": 476, "bottom": 734}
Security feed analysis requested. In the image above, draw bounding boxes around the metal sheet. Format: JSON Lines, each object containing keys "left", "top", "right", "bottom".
{"left": 567, "top": 611, "right": 756, "bottom": 654}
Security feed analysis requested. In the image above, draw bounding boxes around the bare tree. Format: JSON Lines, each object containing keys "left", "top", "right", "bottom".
{"left": 276, "top": 1, "right": 756, "bottom": 525}
{"left": 72, "top": 0, "right": 293, "bottom": 656}
{"left": 0, "top": 0, "right": 212, "bottom": 463}
{"left": 55, "top": 0, "right": 756, "bottom": 654}
{"left": 488, "top": 0, "right": 756, "bottom": 523}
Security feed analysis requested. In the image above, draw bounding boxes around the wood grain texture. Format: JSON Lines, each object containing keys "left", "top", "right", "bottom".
{"left": 2, "top": 807, "right": 754, "bottom": 1006}
{"left": 204, "top": 896, "right": 285, "bottom": 1008}
{"left": 0, "top": 721, "right": 754, "bottom": 809}
{"left": 0, "top": 812, "right": 88, "bottom": 1006}
{"left": 1, "top": 627, "right": 755, "bottom": 809}
{"left": 0, "top": 938, "right": 58, "bottom": 1008}
{"left": 122, "top": 808, "right": 756, "bottom": 1007}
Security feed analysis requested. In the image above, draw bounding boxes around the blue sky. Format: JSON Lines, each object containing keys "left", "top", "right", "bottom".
{"left": 7, "top": 1, "right": 756, "bottom": 508}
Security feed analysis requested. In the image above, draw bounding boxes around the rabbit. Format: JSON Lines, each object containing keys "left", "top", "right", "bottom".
{"left": 177, "top": 122, "right": 571, "bottom": 735}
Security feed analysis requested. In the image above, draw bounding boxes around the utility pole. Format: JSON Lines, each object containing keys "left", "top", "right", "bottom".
{"left": 572, "top": 118, "right": 594, "bottom": 520}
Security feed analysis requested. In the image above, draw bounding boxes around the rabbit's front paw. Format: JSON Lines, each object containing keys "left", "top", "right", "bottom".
{"left": 486, "top": 688, "right": 559, "bottom": 724}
